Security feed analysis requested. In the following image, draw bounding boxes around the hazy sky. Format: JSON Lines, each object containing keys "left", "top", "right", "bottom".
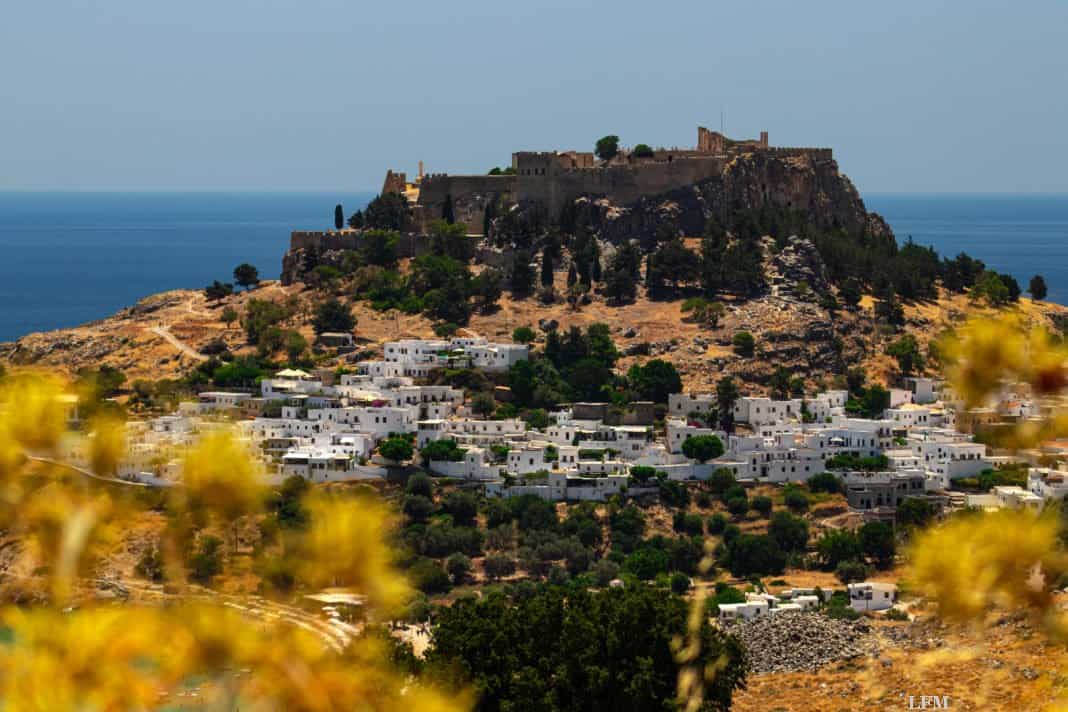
{"left": 3, "top": 0, "right": 1066, "bottom": 193}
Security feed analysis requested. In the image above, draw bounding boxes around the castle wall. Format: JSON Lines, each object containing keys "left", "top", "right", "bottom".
{"left": 417, "top": 174, "right": 516, "bottom": 234}
{"left": 516, "top": 156, "right": 728, "bottom": 216}
{"left": 289, "top": 230, "right": 428, "bottom": 256}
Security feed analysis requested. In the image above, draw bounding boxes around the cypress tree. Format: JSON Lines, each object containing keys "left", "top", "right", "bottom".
{"left": 334, "top": 204, "right": 344, "bottom": 231}
{"left": 442, "top": 194, "right": 455, "bottom": 224}
{"left": 541, "top": 249, "right": 554, "bottom": 288}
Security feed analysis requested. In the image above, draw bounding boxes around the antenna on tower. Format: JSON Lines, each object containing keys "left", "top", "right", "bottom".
{"left": 720, "top": 111, "right": 725, "bottom": 134}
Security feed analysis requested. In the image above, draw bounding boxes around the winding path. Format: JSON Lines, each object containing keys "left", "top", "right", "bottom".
{"left": 150, "top": 325, "right": 208, "bottom": 362}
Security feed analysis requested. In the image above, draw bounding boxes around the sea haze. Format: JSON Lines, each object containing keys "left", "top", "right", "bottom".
{"left": 0, "top": 191, "right": 373, "bottom": 342}
{"left": 0, "top": 192, "right": 1065, "bottom": 343}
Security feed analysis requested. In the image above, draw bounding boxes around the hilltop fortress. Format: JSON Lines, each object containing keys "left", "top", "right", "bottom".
{"left": 385, "top": 127, "right": 832, "bottom": 234}
{"left": 284, "top": 125, "right": 887, "bottom": 284}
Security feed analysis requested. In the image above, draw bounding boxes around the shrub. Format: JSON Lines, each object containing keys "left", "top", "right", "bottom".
{"left": 722, "top": 524, "right": 741, "bottom": 545}
{"left": 732, "top": 331, "right": 755, "bottom": 357}
{"left": 682, "top": 434, "right": 725, "bottom": 463}
{"left": 768, "top": 511, "right": 809, "bottom": 553}
{"left": 726, "top": 535, "right": 786, "bottom": 577}
{"left": 709, "top": 469, "right": 737, "bottom": 497}
{"left": 189, "top": 535, "right": 223, "bottom": 584}
{"left": 807, "top": 471, "right": 842, "bottom": 494}
{"left": 512, "top": 326, "right": 536, "bottom": 344}
{"left": 673, "top": 512, "right": 704, "bottom": 536}
{"left": 136, "top": 544, "right": 165, "bottom": 582}
{"left": 816, "top": 529, "right": 863, "bottom": 569}
{"left": 726, "top": 496, "right": 749, "bottom": 517}
{"left": 707, "top": 513, "right": 728, "bottom": 535}
{"left": 751, "top": 495, "right": 773, "bottom": 518}
{"left": 403, "top": 495, "right": 435, "bottom": 522}
{"left": 409, "top": 558, "right": 450, "bottom": 594}
{"left": 835, "top": 559, "right": 871, "bottom": 584}
{"left": 483, "top": 553, "right": 517, "bottom": 581}
{"left": 406, "top": 473, "right": 433, "bottom": 498}
{"left": 378, "top": 436, "right": 414, "bottom": 462}
{"left": 593, "top": 559, "right": 621, "bottom": 587}
{"left": 445, "top": 553, "right": 472, "bottom": 584}
{"left": 670, "top": 572, "right": 691, "bottom": 594}
{"left": 442, "top": 491, "right": 479, "bottom": 527}
{"left": 783, "top": 484, "right": 809, "bottom": 512}
{"left": 695, "top": 491, "right": 712, "bottom": 509}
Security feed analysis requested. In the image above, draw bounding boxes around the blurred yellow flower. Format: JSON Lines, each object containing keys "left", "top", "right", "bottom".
{"left": 180, "top": 429, "right": 264, "bottom": 521}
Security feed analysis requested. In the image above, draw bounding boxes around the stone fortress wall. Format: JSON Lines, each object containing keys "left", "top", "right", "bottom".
{"left": 367, "top": 127, "right": 835, "bottom": 236}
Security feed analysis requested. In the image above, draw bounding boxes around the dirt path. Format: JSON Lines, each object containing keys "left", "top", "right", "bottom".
{"left": 149, "top": 325, "right": 208, "bottom": 362}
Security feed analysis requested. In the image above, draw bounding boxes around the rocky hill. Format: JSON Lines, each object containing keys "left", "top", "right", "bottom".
{"left": 4, "top": 250, "right": 1066, "bottom": 395}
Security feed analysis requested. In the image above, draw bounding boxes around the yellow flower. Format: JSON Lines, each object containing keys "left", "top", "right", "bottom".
{"left": 0, "top": 371, "right": 68, "bottom": 452}
{"left": 87, "top": 414, "right": 125, "bottom": 477}
{"left": 298, "top": 491, "right": 411, "bottom": 614}
{"left": 180, "top": 429, "right": 264, "bottom": 521}
{"left": 909, "top": 509, "right": 1068, "bottom": 623}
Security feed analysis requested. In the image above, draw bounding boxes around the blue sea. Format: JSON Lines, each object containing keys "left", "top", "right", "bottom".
{"left": 0, "top": 192, "right": 373, "bottom": 342}
{"left": 0, "top": 192, "right": 1066, "bottom": 343}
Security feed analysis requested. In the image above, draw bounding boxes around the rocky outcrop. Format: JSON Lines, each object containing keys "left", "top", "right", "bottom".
{"left": 768, "top": 235, "right": 831, "bottom": 300}
{"left": 589, "top": 152, "right": 894, "bottom": 248}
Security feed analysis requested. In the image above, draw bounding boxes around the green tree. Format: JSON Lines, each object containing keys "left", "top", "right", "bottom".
{"left": 442, "top": 194, "right": 456, "bottom": 224}
{"left": 445, "top": 553, "right": 470, "bottom": 584}
{"left": 632, "top": 143, "right": 654, "bottom": 158}
{"left": 732, "top": 332, "right": 755, "bottom": 357}
{"left": 267, "top": 475, "right": 310, "bottom": 529}
{"left": 1029, "top": 274, "right": 1048, "bottom": 301}
{"left": 839, "top": 278, "right": 862, "bottom": 308}
{"left": 189, "top": 535, "right": 223, "bottom": 584}
{"left": 471, "top": 267, "right": 504, "bottom": 313}
{"left": 347, "top": 209, "right": 364, "bottom": 229}
{"left": 430, "top": 220, "right": 473, "bottom": 262}
{"left": 769, "top": 366, "right": 791, "bottom": 400}
{"left": 681, "top": 434, "right": 725, "bottom": 463}
{"left": 242, "top": 298, "right": 287, "bottom": 344}
{"left": 204, "top": 280, "right": 233, "bottom": 302}
{"left": 312, "top": 298, "right": 355, "bottom": 334}
{"left": 595, "top": 134, "right": 620, "bottom": 162}
{"left": 858, "top": 520, "right": 896, "bottom": 569}
{"left": 512, "top": 326, "right": 536, "bottom": 344}
{"left": 767, "top": 511, "right": 809, "bottom": 553}
{"left": 807, "top": 471, "right": 842, "bottom": 494}
{"left": 726, "top": 534, "right": 786, "bottom": 577}
{"left": 220, "top": 306, "right": 239, "bottom": 329}
{"left": 426, "top": 585, "right": 747, "bottom": 712}
{"left": 816, "top": 529, "right": 863, "bottom": 569}
{"left": 470, "top": 391, "right": 497, "bottom": 417}
{"left": 627, "top": 359, "right": 683, "bottom": 404}
{"left": 783, "top": 485, "right": 809, "bottom": 512}
{"left": 379, "top": 436, "right": 414, "bottom": 462}
{"left": 334, "top": 204, "right": 344, "bottom": 231}
{"left": 406, "top": 473, "right": 434, "bottom": 498}
{"left": 540, "top": 248, "right": 554, "bottom": 288}
{"left": 886, "top": 334, "right": 924, "bottom": 376}
{"left": 284, "top": 330, "right": 308, "bottom": 363}
{"left": 510, "top": 250, "right": 537, "bottom": 297}
{"left": 708, "top": 469, "right": 737, "bottom": 498}
{"left": 363, "top": 192, "right": 411, "bottom": 231}
{"left": 646, "top": 238, "right": 700, "bottom": 292}
{"left": 751, "top": 495, "right": 773, "bottom": 518}
{"left": 233, "top": 263, "right": 260, "bottom": 291}
{"left": 716, "top": 376, "right": 739, "bottom": 432}
{"left": 359, "top": 229, "right": 401, "bottom": 268}
{"left": 483, "top": 553, "right": 516, "bottom": 581}
{"left": 896, "top": 497, "right": 936, "bottom": 528}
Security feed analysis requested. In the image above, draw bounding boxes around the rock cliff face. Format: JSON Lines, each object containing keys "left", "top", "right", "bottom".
{"left": 590, "top": 152, "right": 894, "bottom": 247}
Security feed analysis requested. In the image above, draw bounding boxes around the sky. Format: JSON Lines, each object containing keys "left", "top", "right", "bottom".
{"left": 2, "top": 0, "right": 1067, "bottom": 194}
